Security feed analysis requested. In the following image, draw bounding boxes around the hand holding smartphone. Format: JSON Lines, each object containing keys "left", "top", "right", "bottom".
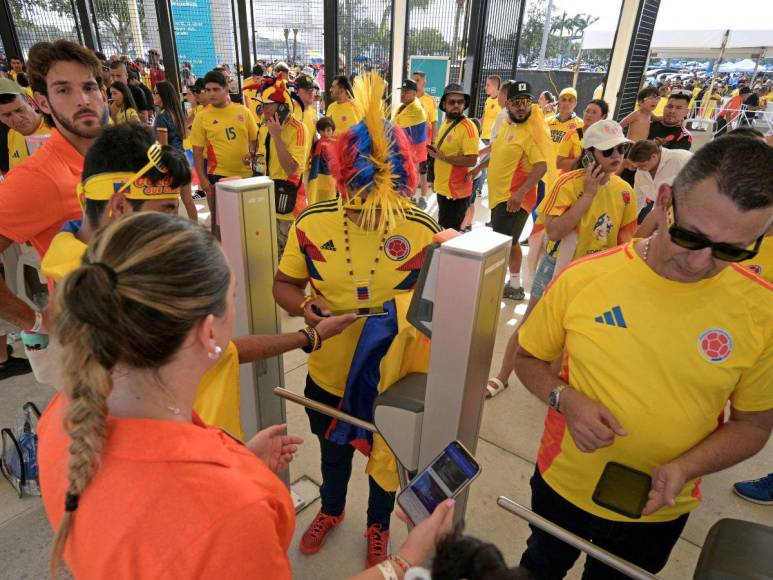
{"left": 397, "top": 441, "right": 481, "bottom": 525}
{"left": 592, "top": 462, "right": 652, "bottom": 519}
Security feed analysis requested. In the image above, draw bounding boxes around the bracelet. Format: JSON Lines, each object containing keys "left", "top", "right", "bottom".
{"left": 30, "top": 311, "right": 44, "bottom": 333}
{"left": 299, "top": 295, "right": 314, "bottom": 312}
{"left": 388, "top": 553, "right": 412, "bottom": 575}
{"left": 299, "top": 327, "right": 322, "bottom": 353}
{"left": 376, "top": 560, "right": 399, "bottom": 580}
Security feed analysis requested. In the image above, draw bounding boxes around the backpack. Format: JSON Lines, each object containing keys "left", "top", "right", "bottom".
{"left": 1, "top": 402, "right": 42, "bottom": 497}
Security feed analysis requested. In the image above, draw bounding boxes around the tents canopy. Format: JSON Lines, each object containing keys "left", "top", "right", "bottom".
{"left": 582, "top": 29, "right": 772, "bottom": 59}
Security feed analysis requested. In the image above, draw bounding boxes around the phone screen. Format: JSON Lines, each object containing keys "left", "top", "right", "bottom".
{"left": 592, "top": 462, "right": 652, "bottom": 519}
{"left": 397, "top": 441, "right": 480, "bottom": 524}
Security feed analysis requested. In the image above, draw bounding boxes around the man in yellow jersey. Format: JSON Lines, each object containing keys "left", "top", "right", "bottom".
{"left": 8, "top": 57, "right": 24, "bottom": 82}
{"left": 480, "top": 75, "right": 502, "bottom": 142}
{"left": 242, "top": 63, "right": 266, "bottom": 119}
{"left": 294, "top": 74, "right": 320, "bottom": 160}
{"left": 514, "top": 136, "right": 773, "bottom": 578}
{"left": 191, "top": 70, "right": 257, "bottom": 237}
{"left": 412, "top": 71, "right": 438, "bottom": 209}
{"left": 392, "top": 78, "right": 428, "bottom": 170}
{"left": 555, "top": 99, "right": 608, "bottom": 171}
{"left": 485, "top": 81, "right": 549, "bottom": 300}
{"left": 0, "top": 79, "right": 50, "bottom": 171}
{"left": 273, "top": 72, "right": 442, "bottom": 567}
{"left": 428, "top": 83, "right": 479, "bottom": 230}
{"left": 546, "top": 87, "right": 583, "bottom": 153}
{"left": 326, "top": 75, "right": 361, "bottom": 136}
{"left": 260, "top": 81, "right": 309, "bottom": 253}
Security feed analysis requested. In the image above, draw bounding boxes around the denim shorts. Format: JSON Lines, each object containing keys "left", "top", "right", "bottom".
{"left": 531, "top": 253, "right": 557, "bottom": 300}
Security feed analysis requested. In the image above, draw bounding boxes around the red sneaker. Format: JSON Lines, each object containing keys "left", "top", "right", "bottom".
{"left": 299, "top": 511, "right": 344, "bottom": 555}
{"left": 365, "top": 524, "right": 390, "bottom": 567}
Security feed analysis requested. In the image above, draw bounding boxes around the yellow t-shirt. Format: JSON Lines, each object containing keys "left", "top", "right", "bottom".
{"left": 654, "top": 97, "right": 668, "bottom": 117}
{"left": 432, "top": 117, "right": 479, "bottom": 199}
{"left": 743, "top": 235, "right": 773, "bottom": 284}
{"left": 418, "top": 93, "right": 438, "bottom": 141}
{"left": 254, "top": 110, "right": 268, "bottom": 157}
{"left": 556, "top": 128, "right": 582, "bottom": 165}
{"left": 278, "top": 198, "right": 441, "bottom": 396}
{"left": 7, "top": 118, "right": 50, "bottom": 170}
{"left": 480, "top": 96, "right": 502, "bottom": 140}
{"left": 266, "top": 116, "right": 309, "bottom": 182}
{"left": 301, "top": 106, "right": 318, "bottom": 159}
{"left": 326, "top": 101, "right": 361, "bottom": 136}
{"left": 519, "top": 242, "right": 773, "bottom": 522}
{"left": 190, "top": 102, "right": 258, "bottom": 177}
{"left": 115, "top": 107, "right": 139, "bottom": 124}
{"left": 487, "top": 118, "right": 547, "bottom": 211}
{"left": 541, "top": 170, "right": 638, "bottom": 259}
{"left": 546, "top": 114, "right": 583, "bottom": 153}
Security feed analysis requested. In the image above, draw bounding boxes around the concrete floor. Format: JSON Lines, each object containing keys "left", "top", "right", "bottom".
{"left": 1, "top": 194, "right": 771, "bottom": 579}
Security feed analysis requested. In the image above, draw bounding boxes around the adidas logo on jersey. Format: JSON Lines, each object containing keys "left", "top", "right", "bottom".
{"left": 212, "top": 120, "right": 219, "bottom": 125}
{"left": 321, "top": 240, "right": 336, "bottom": 251}
{"left": 594, "top": 306, "right": 627, "bottom": 328}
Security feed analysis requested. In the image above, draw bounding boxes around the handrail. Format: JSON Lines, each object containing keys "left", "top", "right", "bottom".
{"left": 496, "top": 496, "right": 658, "bottom": 580}
{"left": 273, "top": 387, "right": 377, "bottom": 433}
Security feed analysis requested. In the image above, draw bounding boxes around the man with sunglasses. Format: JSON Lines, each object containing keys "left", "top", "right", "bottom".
{"left": 648, "top": 89, "right": 693, "bottom": 151}
{"left": 514, "top": 136, "right": 772, "bottom": 578}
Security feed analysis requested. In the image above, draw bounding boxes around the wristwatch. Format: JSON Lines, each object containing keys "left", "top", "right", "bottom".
{"left": 548, "top": 385, "right": 568, "bottom": 413}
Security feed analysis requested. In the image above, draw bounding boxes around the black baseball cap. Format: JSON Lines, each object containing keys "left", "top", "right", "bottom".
{"left": 401, "top": 79, "right": 418, "bottom": 92}
{"left": 508, "top": 81, "right": 534, "bottom": 100}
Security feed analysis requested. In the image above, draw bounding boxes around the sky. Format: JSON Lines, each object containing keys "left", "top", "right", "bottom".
{"left": 564, "top": 0, "right": 773, "bottom": 32}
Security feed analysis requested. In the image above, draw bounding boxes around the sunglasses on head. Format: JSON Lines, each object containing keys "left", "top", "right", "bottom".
{"left": 668, "top": 195, "right": 763, "bottom": 262}
{"left": 508, "top": 98, "right": 532, "bottom": 107}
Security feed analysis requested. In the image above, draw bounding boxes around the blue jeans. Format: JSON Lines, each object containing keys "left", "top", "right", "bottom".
{"left": 305, "top": 376, "right": 396, "bottom": 528}
{"left": 520, "top": 469, "right": 688, "bottom": 580}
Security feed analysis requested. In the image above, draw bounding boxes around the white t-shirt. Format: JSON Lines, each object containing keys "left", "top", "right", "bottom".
{"left": 634, "top": 148, "right": 693, "bottom": 210}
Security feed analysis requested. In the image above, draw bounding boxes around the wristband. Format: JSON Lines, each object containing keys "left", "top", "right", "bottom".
{"left": 389, "top": 553, "right": 412, "bottom": 575}
{"left": 299, "top": 327, "right": 322, "bottom": 353}
{"left": 299, "top": 295, "right": 314, "bottom": 312}
{"left": 30, "top": 311, "right": 45, "bottom": 334}
{"left": 376, "top": 561, "right": 399, "bottom": 580}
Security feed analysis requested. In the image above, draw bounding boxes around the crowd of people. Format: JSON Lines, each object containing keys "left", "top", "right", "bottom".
{"left": 0, "top": 37, "right": 771, "bottom": 580}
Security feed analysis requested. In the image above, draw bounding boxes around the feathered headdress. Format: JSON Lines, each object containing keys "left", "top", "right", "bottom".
{"left": 243, "top": 76, "right": 305, "bottom": 112}
{"left": 330, "top": 72, "right": 417, "bottom": 233}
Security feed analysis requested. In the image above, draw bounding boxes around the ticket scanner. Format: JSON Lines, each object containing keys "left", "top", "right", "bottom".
{"left": 216, "top": 177, "right": 287, "bottom": 439}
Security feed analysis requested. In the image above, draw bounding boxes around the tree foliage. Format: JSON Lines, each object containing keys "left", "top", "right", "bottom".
{"left": 408, "top": 27, "right": 450, "bottom": 56}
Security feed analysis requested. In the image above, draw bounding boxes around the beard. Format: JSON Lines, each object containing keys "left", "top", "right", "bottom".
{"left": 50, "top": 105, "right": 105, "bottom": 139}
{"left": 508, "top": 108, "right": 531, "bottom": 124}
{"left": 446, "top": 109, "right": 463, "bottom": 119}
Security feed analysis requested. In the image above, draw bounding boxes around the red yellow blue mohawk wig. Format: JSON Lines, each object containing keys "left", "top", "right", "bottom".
{"left": 331, "top": 72, "right": 418, "bottom": 232}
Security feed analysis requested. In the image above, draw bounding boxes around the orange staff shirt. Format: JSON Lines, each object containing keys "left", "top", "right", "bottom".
{"left": 38, "top": 392, "right": 295, "bottom": 579}
{"left": 0, "top": 129, "right": 83, "bottom": 257}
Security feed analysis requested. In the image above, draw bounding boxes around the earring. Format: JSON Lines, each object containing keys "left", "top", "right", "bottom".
{"left": 208, "top": 344, "right": 223, "bottom": 360}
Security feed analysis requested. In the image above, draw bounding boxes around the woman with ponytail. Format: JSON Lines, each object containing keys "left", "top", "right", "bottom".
{"left": 39, "top": 212, "right": 455, "bottom": 579}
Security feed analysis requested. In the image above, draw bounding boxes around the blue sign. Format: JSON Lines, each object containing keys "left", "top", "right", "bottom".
{"left": 408, "top": 56, "right": 451, "bottom": 123}
{"left": 171, "top": 0, "right": 217, "bottom": 79}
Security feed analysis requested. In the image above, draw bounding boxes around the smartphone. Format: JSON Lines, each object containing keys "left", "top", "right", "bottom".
{"left": 592, "top": 462, "right": 652, "bottom": 519}
{"left": 330, "top": 307, "right": 389, "bottom": 318}
{"left": 581, "top": 150, "right": 595, "bottom": 169}
{"left": 397, "top": 440, "right": 481, "bottom": 525}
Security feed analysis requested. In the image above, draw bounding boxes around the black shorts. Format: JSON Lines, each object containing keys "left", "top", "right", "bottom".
{"left": 419, "top": 160, "right": 429, "bottom": 175}
{"left": 437, "top": 194, "right": 470, "bottom": 231}
{"left": 491, "top": 203, "right": 529, "bottom": 239}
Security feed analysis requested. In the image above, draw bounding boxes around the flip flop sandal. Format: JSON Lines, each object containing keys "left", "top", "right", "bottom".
{"left": 485, "top": 377, "right": 509, "bottom": 399}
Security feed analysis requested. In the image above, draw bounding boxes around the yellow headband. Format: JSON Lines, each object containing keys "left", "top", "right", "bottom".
{"left": 77, "top": 171, "right": 180, "bottom": 207}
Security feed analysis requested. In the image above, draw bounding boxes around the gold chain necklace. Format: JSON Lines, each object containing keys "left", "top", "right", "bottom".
{"left": 342, "top": 210, "right": 388, "bottom": 302}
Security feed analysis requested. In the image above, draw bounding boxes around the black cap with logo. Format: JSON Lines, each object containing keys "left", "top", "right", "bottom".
{"left": 507, "top": 80, "right": 534, "bottom": 101}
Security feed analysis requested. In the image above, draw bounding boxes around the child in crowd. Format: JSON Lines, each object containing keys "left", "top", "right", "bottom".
{"left": 307, "top": 116, "right": 337, "bottom": 204}
{"left": 108, "top": 81, "right": 139, "bottom": 125}
{"left": 619, "top": 86, "right": 659, "bottom": 142}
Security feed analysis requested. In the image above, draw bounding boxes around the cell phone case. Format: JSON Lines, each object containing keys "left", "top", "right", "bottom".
{"left": 592, "top": 462, "right": 651, "bottom": 520}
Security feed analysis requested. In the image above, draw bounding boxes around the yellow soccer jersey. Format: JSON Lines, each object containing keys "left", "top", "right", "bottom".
{"left": 480, "top": 96, "right": 501, "bottom": 140}
{"left": 542, "top": 171, "right": 638, "bottom": 259}
{"left": 302, "top": 106, "right": 318, "bottom": 158}
{"left": 326, "top": 101, "right": 361, "bottom": 136}
{"left": 487, "top": 119, "right": 546, "bottom": 211}
{"left": 743, "top": 235, "right": 773, "bottom": 284}
{"left": 546, "top": 114, "right": 583, "bottom": 152}
{"left": 278, "top": 198, "right": 441, "bottom": 396}
{"left": 7, "top": 118, "right": 50, "bottom": 170}
{"left": 519, "top": 242, "right": 773, "bottom": 522}
{"left": 654, "top": 96, "right": 668, "bottom": 117}
{"left": 194, "top": 341, "right": 244, "bottom": 439}
{"left": 418, "top": 93, "right": 438, "bottom": 138}
{"left": 190, "top": 102, "right": 258, "bottom": 177}
{"left": 115, "top": 107, "right": 139, "bottom": 124}
{"left": 433, "top": 117, "right": 479, "bottom": 199}
{"left": 556, "top": 128, "right": 583, "bottom": 166}
{"left": 266, "top": 116, "right": 309, "bottom": 182}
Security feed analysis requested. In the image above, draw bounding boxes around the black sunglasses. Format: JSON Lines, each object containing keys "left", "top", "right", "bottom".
{"left": 597, "top": 143, "right": 630, "bottom": 157}
{"left": 668, "top": 195, "right": 763, "bottom": 262}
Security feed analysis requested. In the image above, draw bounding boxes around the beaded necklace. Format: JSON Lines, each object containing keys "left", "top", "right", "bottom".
{"left": 342, "top": 210, "right": 388, "bottom": 302}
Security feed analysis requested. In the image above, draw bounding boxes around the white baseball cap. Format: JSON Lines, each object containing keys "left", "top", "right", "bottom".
{"left": 583, "top": 119, "right": 631, "bottom": 151}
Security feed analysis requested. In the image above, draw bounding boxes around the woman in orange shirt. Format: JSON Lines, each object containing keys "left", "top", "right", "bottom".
{"left": 39, "top": 212, "right": 454, "bottom": 579}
